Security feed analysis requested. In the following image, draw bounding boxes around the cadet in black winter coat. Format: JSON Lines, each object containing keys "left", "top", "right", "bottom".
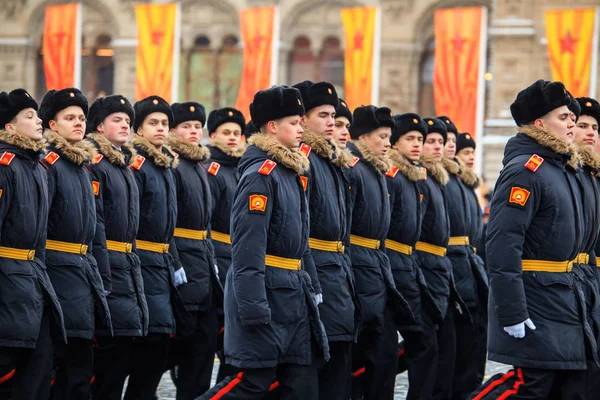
{"left": 38, "top": 88, "right": 112, "bottom": 400}
{"left": 0, "top": 89, "right": 66, "bottom": 400}
{"left": 199, "top": 86, "right": 328, "bottom": 400}
{"left": 85, "top": 95, "right": 148, "bottom": 400}
{"left": 165, "top": 102, "right": 221, "bottom": 399}
{"left": 346, "top": 105, "right": 415, "bottom": 400}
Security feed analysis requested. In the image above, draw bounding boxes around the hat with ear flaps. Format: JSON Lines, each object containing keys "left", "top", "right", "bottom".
{"left": 423, "top": 117, "right": 448, "bottom": 144}
{"left": 207, "top": 107, "right": 245, "bottom": 134}
{"left": 391, "top": 113, "right": 427, "bottom": 146}
{"left": 133, "top": 95, "right": 174, "bottom": 132}
{"left": 510, "top": 79, "right": 572, "bottom": 127}
{"left": 86, "top": 95, "right": 134, "bottom": 134}
{"left": 39, "top": 88, "right": 88, "bottom": 129}
{"left": 349, "top": 105, "right": 395, "bottom": 140}
{"left": 0, "top": 88, "right": 38, "bottom": 128}
{"left": 171, "top": 102, "right": 206, "bottom": 127}
{"left": 249, "top": 85, "right": 305, "bottom": 129}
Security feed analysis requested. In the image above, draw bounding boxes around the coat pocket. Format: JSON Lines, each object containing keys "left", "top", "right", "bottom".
{"left": 265, "top": 268, "right": 303, "bottom": 325}
{"left": 352, "top": 263, "right": 386, "bottom": 327}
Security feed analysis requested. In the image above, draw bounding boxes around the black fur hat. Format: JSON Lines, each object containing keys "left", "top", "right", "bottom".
{"left": 244, "top": 120, "right": 257, "bottom": 139}
{"left": 172, "top": 102, "right": 206, "bottom": 127}
{"left": 576, "top": 97, "right": 600, "bottom": 125}
{"left": 423, "top": 117, "right": 448, "bottom": 144}
{"left": 335, "top": 98, "right": 353, "bottom": 124}
{"left": 0, "top": 88, "right": 38, "bottom": 128}
{"left": 133, "top": 95, "right": 174, "bottom": 132}
{"left": 86, "top": 95, "right": 134, "bottom": 134}
{"left": 349, "top": 105, "right": 395, "bottom": 140}
{"left": 39, "top": 88, "right": 88, "bottom": 129}
{"left": 207, "top": 107, "right": 246, "bottom": 134}
{"left": 510, "top": 80, "right": 572, "bottom": 126}
{"left": 437, "top": 115, "right": 458, "bottom": 134}
{"left": 456, "top": 132, "right": 476, "bottom": 153}
{"left": 292, "top": 81, "right": 339, "bottom": 113}
{"left": 391, "top": 113, "right": 427, "bottom": 145}
{"left": 568, "top": 96, "right": 581, "bottom": 121}
{"left": 250, "top": 86, "right": 305, "bottom": 129}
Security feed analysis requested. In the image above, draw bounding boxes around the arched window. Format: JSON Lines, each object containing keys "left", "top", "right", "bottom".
{"left": 81, "top": 34, "right": 114, "bottom": 99}
{"left": 318, "top": 37, "right": 344, "bottom": 97}
{"left": 181, "top": 35, "right": 215, "bottom": 106}
{"left": 418, "top": 39, "right": 435, "bottom": 116}
{"left": 289, "top": 36, "right": 316, "bottom": 84}
{"left": 215, "top": 35, "right": 243, "bottom": 108}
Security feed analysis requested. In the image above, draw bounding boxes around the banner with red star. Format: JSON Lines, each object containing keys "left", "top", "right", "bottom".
{"left": 135, "top": 3, "right": 180, "bottom": 102}
{"left": 545, "top": 8, "right": 598, "bottom": 97}
{"left": 235, "top": 6, "right": 278, "bottom": 121}
{"left": 433, "top": 7, "right": 486, "bottom": 139}
{"left": 341, "top": 7, "right": 378, "bottom": 111}
{"left": 43, "top": 3, "right": 81, "bottom": 91}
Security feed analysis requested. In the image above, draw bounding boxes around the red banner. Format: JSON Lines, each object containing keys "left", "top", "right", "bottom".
{"left": 43, "top": 3, "right": 80, "bottom": 90}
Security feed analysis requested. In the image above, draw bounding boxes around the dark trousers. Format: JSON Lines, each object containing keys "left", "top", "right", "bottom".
{"left": 496, "top": 367, "right": 586, "bottom": 399}
{"left": 92, "top": 336, "right": 133, "bottom": 400}
{"left": 51, "top": 338, "right": 93, "bottom": 400}
{"left": 433, "top": 305, "right": 457, "bottom": 400}
{"left": 352, "top": 305, "right": 398, "bottom": 400}
{"left": 216, "top": 314, "right": 237, "bottom": 383}
{"left": 452, "top": 306, "right": 486, "bottom": 400}
{"left": 169, "top": 309, "right": 219, "bottom": 400}
{"left": 0, "top": 309, "right": 53, "bottom": 400}
{"left": 316, "top": 341, "right": 352, "bottom": 400}
{"left": 198, "top": 365, "right": 317, "bottom": 400}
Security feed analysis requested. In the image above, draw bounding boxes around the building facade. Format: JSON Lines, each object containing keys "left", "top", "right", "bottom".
{"left": 0, "top": 0, "right": 598, "bottom": 185}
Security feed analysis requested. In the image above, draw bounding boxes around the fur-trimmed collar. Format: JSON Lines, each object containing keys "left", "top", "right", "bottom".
{"left": 520, "top": 125, "right": 579, "bottom": 169}
{"left": 131, "top": 135, "right": 178, "bottom": 169}
{"left": 455, "top": 157, "right": 479, "bottom": 187}
{"left": 420, "top": 154, "right": 449, "bottom": 185}
{"left": 167, "top": 134, "right": 210, "bottom": 162}
{"left": 442, "top": 157, "right": 460, "bottom": 175}
{"left": 44, "top": 130, "right": 96, "bottom": 166}
{"left": 352, "top": 141, "right": 390, "bottom": 172}
{"left": 248, "top": 133, "right": 309, "bottom": 174}
{"left": 86, "top": 133, "right": 137, "bottom": 167}
{"left": 334, "top": 147, "right": 353, "bottom": 168}
{"left": 389, "top": 150, "right": 426, "bottom": 182}
{"left": 0, "top": 129, "right": 46, "bottom": 152}
{"left": 209, "top": 138, "right": 246, "bottom": 159}
{"left": 301, "top": 127, "right": 351, "bottom": 168}
{"left": 576, "top": 145, "right": 600, "bottom": 173}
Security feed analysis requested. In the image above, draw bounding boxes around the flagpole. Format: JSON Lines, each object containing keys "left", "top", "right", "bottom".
{"left": 474, "top": 6, "right": 488, "bottom": 177}
{"left": 590, "top": 7, "right": 599, "bottom": 97}
{"left": 270, "top": 6, "right": 280, "bottom": 86}
{"left": 171, "top": 2, "right": 182, "bottom": 103}
{"left": 371, "top": 6, "right": 382, "bottom": 105}
{"left": 73, "top": 2, "right": 82, "bottom": 88}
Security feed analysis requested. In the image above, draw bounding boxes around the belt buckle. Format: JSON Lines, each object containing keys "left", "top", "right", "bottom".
{"left": 27, "top": 250, "right": 35, "bottom": 261}
{"left": 163, "top": 244, "right": 170, "bottom": 253}
{"left": 337, "top": 242, "right": 344, "bottom": 253}
{"left": 126, "top": 243, "right": 133, "bottom": 253}
{"left": 442, "top": 248, "right": 447, "bottom": 257}
{"left": 375, "top": 240, "right": 381, "bottom": 249}
{"left": 407, "top": 246, "right": 413, "bottom": 256}
{"left": 567, "top": 261, "right": 573, "bottom": 272}
{"left": 80, "top": 244, "right": 88, "bottom": 255}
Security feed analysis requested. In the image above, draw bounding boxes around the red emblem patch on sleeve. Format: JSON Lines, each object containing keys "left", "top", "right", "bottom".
{"left": 131, "top": 155, "right": 146, "bottom": 170}
{"left": 92, "top": 181, "right": 100, "bottom": 196}
{"left": 93, "top": 154, "right": 104, "bottom": 164}
{"left": 300, "top": 176, "right": 308, "bottom": 191}
{"left": 0, "top": 152, "right": 15, "bottom": 166}
{"left": 509, "top": 186, "right": 531, "bottom": 207}
{"left": 299, "top": 143, "right": 312, "bottom": 157}
{"left": 258, "top": 160, "right": 277, "bottom": 175}
{"left": 524, "top": 154, "right": 544, "bottom": 172}
{"left": 44, "top": 152, "right": 60, "bottom": 165}
{"left": 386, "top": 166, "right": 399, "bottom": 178}
{"left": 208, "top": 162, "right": 221, "bottom": 176}
{"left": 349, "top": 157, "right": 360, "bottom": 167}
{"left": 249, "top": 194, "right": 268, "bottom": 213}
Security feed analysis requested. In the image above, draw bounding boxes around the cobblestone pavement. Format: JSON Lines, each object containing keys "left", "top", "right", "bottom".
{"left": 155, "top": 360, "right": 510, "bottom": 399}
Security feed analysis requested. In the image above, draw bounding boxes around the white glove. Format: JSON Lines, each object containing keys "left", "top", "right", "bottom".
{"left": 503, "top": 318, "right": 536, "bottom": 339}
{"left": 174, "top": 267, "right": 188, "bottom": 287}
{"left": 313, "top": 293, "right": 323, "bottom": 305}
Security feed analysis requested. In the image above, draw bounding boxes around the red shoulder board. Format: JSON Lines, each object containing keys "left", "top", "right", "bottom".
{"left": 300, "top": 175, "right": 308, "bottom": 191}
{"left": 258, "top": 160, "right": 277, "bottom": 175}
{"left": 349, "top": 157, "right": 360, "bottom": 168}
{"left": 208, "top": 162, "right": 221, "bottom": 176}
{"left": 299, "top": 143, "right": 312, "bottom": 157}
{"left": 524, "top": 154, "right": 544, "bottom": 172}
{"left": 131, "top": 155, "right": 146, "bottom": 170}
{"left": 0, "top": 151, "right": 15, "bottom": 166}
{"left": 92, "top": 181, "right": 100, "bottom": 196}
{"left": 44, "top": 151, "right": 60, "bottom": 165}
{"left": 385, "top": 166, "right": 399, "bottom": 178}
{"left": 93, "top": 154, "right": 104, "bottom": 164}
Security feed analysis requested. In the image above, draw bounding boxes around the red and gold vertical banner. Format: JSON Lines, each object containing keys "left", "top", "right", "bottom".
{"left": 235, "top": 6, "right": 278, "bottom": 121}
{"left": 135, "top": 3, "right": 180, "bottom": 102}
{"left": 434, "top": 7, "right": 486, "bottom": 138}
{"left": 43, "top": 3, "right": 81, "bottom": 90}
{"left": 545, "top": 8, "right": 598, "bottom": 97}
{"left": 341, "top": 7, "right": 378, "bottom": 110}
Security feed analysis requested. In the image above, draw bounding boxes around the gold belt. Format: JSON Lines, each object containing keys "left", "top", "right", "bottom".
{"left": 136, "top": 240, "right": 170, "bottom": 253}
{"left": 46, "top": 240, "right": 88, "bottom": 255}
{"left": 522, "top": 259, "right": 573, "bottom": 273}
{"left": 572, "top": 253, "right": 590, "bottom": 265}
{"left": 173, "top": 228, "right": 208, "bottom": 241}
{"left": 308, "top": 238, "right": 345, "bottom": 253}
{"left": 211, "top": 231, "right": 232, "bottom": 244}
{"left": 105, "top": 240, "right": 133, "bottom": 253}
{"left": 415, "top": 241, "right": 447, "bottom": 257}
{"left": 386, "top": 239, "right": 413, "bottom": 255}
{"left": 0, "top": 246, "right": 35, "bottom": 261}
{"left": 448, "top": 236, "right": 470, "bottom": 246}
{"left": 350, "top": 235, "right": 380, "bottom": 250}
{"left": 265, "top": 254, "right": 301, "bottom": 271}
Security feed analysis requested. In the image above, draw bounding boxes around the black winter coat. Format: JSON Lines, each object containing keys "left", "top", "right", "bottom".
{"left": 0, "top": 129, "right": 66, "bottom": 348}
{"left": 224, "top": 133, "right": 328, "bottom": 368}
{"left": 41, "top": 131, "right": 112, "bottom": 340}
{"left": 86, "top": 133, "right": 148, "bottom": 337}
{"left": 486, "top": 126, "right": 586, "bottom": 370}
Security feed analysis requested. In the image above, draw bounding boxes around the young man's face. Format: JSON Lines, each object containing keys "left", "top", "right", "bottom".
{"left": 137, "top": 112, "right": 169, "bottom": 148}
{"left": 358, "top": 126, "right": 391, "bottom": 159}
{"left": 332, "top": 116, "right": 350, "bottom": 149}
{"left": 171, "top": 119, "right": 203, "bottom": 144}
{"left": 573, "top": 115, "right": 599, "bottom": 149}
{"left": 210, "top": 122, "right": 242, "bottom": 149}
{"left": 301, "top": 105, "right": 335, "bottom": 140}
{"left": 422, "top": 133, "right": 445, "bottom": 161}
{"left": 6, "top": 108, "right": 43, "bottom": 141}
{"left": 392, "top": 131, "right": 423, "bottom": 162}
{"left": 537, "top": 105, "right": 575, "bottom": 144}
{"left": 444, "top": 132, "right": 457, "bottom": 159}
{"left": 98, "top": 112, "right": 131, "bottom": 147}
{"left": 49, "top": 105, "right": 86, "bottom": 143}
{"left": 267, "top": 115, "right": 303, "bottom": 149}
{"left": 457, "top": 147, "right": 476, "bottom": 170}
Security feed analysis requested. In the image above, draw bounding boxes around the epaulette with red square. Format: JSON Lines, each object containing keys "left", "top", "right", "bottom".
{"left": 385, "top": 166, "right": 399, "bottom": 178}
{"left": 131, "top": 155, "right": 146, "bottom": 171}
{"left": 93, "top": 154, "right": 104, "bottom": 164}
{"left": 0, "top": 151, "right": 15, "bottom": 166}
{"left": 208, "top": 162, "right": 221, "bottom": 176}
{"left": 349, "top": 157, "right": 360, "bottom": 168}
{"left": 44, "top": 151, "right": 60, "bottom": 165}
{"left": 299, "top": 143, "right": 312, "bottom": 157}
{"left": 258, "top": 160, "right": 277, "bottom": 175}
{"left": 524, "top": 154, "right": 544, "bottom": 172}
